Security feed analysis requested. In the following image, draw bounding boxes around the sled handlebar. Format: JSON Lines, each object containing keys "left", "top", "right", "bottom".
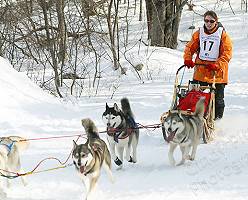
{"left": 176, "top": 64, "right": 216, "bottom": 88}
{"left": 176, "top": 64, "right": 210, "bottom": 75}
{"left": 176, "top": 65, "right": 186, "bottom": 75}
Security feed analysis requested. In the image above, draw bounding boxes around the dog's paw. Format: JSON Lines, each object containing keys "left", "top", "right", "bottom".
{"left": 169, "top": 160, "right": 176, "bottom": 166}
{"left": 168, "top": 155, "right": 176, "bottom": 166}
{"left": 114, "top": 157, "right": 122, "bottom": 166}
{"left": 176, "top": 160, "right": 185, "bottom": 166}
{"left": 184, "top": 155, "right": 191, "bottom": 160}
{"left": 189, "top": 156, "right": 195, "bottom": 161}
{"left": 128, "top": 156, "right": 137, "bottom": 163}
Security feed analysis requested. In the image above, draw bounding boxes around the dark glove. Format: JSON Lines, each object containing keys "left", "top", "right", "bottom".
{"left": 206, "top": 64, "right": 218, "bottom": 71}
{"left": 184, "top": 60, "right": 195, "bottom": 69}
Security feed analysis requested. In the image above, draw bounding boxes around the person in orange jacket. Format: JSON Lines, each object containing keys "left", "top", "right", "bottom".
{"left": 183, "top": 10, "right": 233, "bottom": 119}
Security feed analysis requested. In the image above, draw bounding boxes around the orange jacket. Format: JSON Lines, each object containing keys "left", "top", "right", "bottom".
{"left": 184, "top": 26, "right": 233, "bottom": 84}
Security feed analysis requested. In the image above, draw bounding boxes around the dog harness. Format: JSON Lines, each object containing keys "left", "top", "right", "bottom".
{"left": 126, "top": 115, "right": 137, "bottom": 128}
{"left": 107, "top": 115, "right": 137, "bottom": 143}
{"left": 179, "top": 135, "right": 188, "bottom": 144}
{"left": 0, "top": 139, "right": 15, "bottom": 155}
{"left": 107, "top": 125, "right": 131, "bottom": 142}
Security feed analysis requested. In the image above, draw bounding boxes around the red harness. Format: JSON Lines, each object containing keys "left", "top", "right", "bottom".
{"left": 107, "top": 127, "right": 133, "bottom": 140}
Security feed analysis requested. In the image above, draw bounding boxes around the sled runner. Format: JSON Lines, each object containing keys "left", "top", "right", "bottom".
{"left": 160, "top": 65, "right": 215, "bottom": 143}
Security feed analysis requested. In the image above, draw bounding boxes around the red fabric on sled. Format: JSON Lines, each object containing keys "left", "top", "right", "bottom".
{"left": 177, "top": 90, "right": 211, "bottom": 113}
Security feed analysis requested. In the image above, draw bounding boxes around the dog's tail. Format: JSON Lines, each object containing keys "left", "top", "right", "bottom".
{"left": 121, "top": 98, "right": 134, "bottom": 118}
{"left": 8, "top": 136, "right": 30, "bottom": 152}
{"left": 81, "top": 118, "right": 99, "bottom": 139}
{"left": 194, "top": 97, "right": 205, "bottom": 118}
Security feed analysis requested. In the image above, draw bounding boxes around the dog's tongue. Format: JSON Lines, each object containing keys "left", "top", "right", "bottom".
{"left": 167, "top": 132, "right": 175, "bottom": 142}
{"left": 80, "top": 166, "right": 85, "bottom": 173}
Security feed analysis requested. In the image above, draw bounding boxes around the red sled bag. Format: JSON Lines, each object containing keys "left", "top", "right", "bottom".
{"left": 177, "top": 90, "right": 211, "bottom": 113}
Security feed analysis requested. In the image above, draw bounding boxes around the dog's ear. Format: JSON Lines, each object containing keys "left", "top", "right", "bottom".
{"left": 85, "top": 138, "right": 89, "bottom": 144}
{"left": 114, "top": 103, "right": 119, "bottom": 111}
{"left": 106, "top": 103, "right": 109, "bottom": 110}
{"left": 160, "top": 111, "right": 169, "bottom": 123}
{"left": 81, "top": 118, "right": 89, "bottom": 132}
{"left": 87, "top": 140, "right": 92, "bottom": 150}
{"left": 178, "top": 110, "right": 184, "bottom": 120}
{"left": 73, "top": 140, "right": 77, "bottom": 149}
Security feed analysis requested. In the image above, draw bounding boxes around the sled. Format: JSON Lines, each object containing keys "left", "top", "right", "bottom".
{"left": 160, "top": 65, "right": 215, "bottom": 144}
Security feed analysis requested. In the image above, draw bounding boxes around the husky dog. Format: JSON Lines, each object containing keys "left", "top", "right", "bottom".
{"left": 72, "top": 118, "right": 113, "bottom": 200}
{"left": 163, "top": 98, "right": 205, "bottom": 166}
{"left": 0, "top": 136, "right": 29, "bottom": 197}
{"left": 102, "top": 98, "right": 139, "bottom": 169}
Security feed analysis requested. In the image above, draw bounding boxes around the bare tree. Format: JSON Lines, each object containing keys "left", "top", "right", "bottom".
{"left": 56, "top": 0, "right": 67, "bottom": 87}
{"left": 38, "top": 0, "right": 63, "bottom": 97}
{"left": 106, "top": 0, "right": 121, "bottom": 70}
{"left": 0, "top": 0, "right": 146, "bottom": 97}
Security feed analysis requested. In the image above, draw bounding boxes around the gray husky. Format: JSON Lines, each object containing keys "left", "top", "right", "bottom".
{"left": 0, "top": 136, "right": 29, "bottom": 197}
{"left": 72, "top": 118, "right": 113, "bottom": 200}
{"left": 102, "top": 98, "right": 139, "bottom": 169}
{"left": 163, "top": 98, "right": 205, "bottom": 166}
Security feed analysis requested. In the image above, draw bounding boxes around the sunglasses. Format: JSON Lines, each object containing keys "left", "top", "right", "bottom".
{"left": 204, "top": 19, "right": 216, "bottom": 23}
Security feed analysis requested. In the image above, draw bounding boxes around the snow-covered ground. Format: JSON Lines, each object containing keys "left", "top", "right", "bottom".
{"left": 0, "top": 0, "right": 248, "bottom": 199}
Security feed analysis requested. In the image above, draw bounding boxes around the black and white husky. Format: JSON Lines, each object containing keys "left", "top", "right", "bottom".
{"left": 102, "top": 98, "right": 139, "bottom": 169}
{"left": 72, "top": 118, "right": 113, "bottom": 200}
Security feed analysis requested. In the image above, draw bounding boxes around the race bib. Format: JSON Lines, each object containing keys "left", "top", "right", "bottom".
{"left": 199, "top": 27, "right": 223, "bottom": 61}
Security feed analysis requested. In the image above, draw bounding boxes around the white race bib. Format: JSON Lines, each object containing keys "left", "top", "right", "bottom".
{"left": 199, "top": 27, "right": 223, "bottom": 61}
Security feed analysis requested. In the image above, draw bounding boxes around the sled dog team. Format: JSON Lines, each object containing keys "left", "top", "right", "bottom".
{"left": 0, "top": 97, "right": 205, "bottom": 199}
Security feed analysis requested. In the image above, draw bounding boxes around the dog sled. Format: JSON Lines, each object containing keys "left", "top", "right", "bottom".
{"left": 160, "top": 65, "right": 215, "bottom": 144}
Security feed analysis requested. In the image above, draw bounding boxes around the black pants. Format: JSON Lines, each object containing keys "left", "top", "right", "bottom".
{"left": 193, "top": 80, "right": 225, "bottom": 119}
